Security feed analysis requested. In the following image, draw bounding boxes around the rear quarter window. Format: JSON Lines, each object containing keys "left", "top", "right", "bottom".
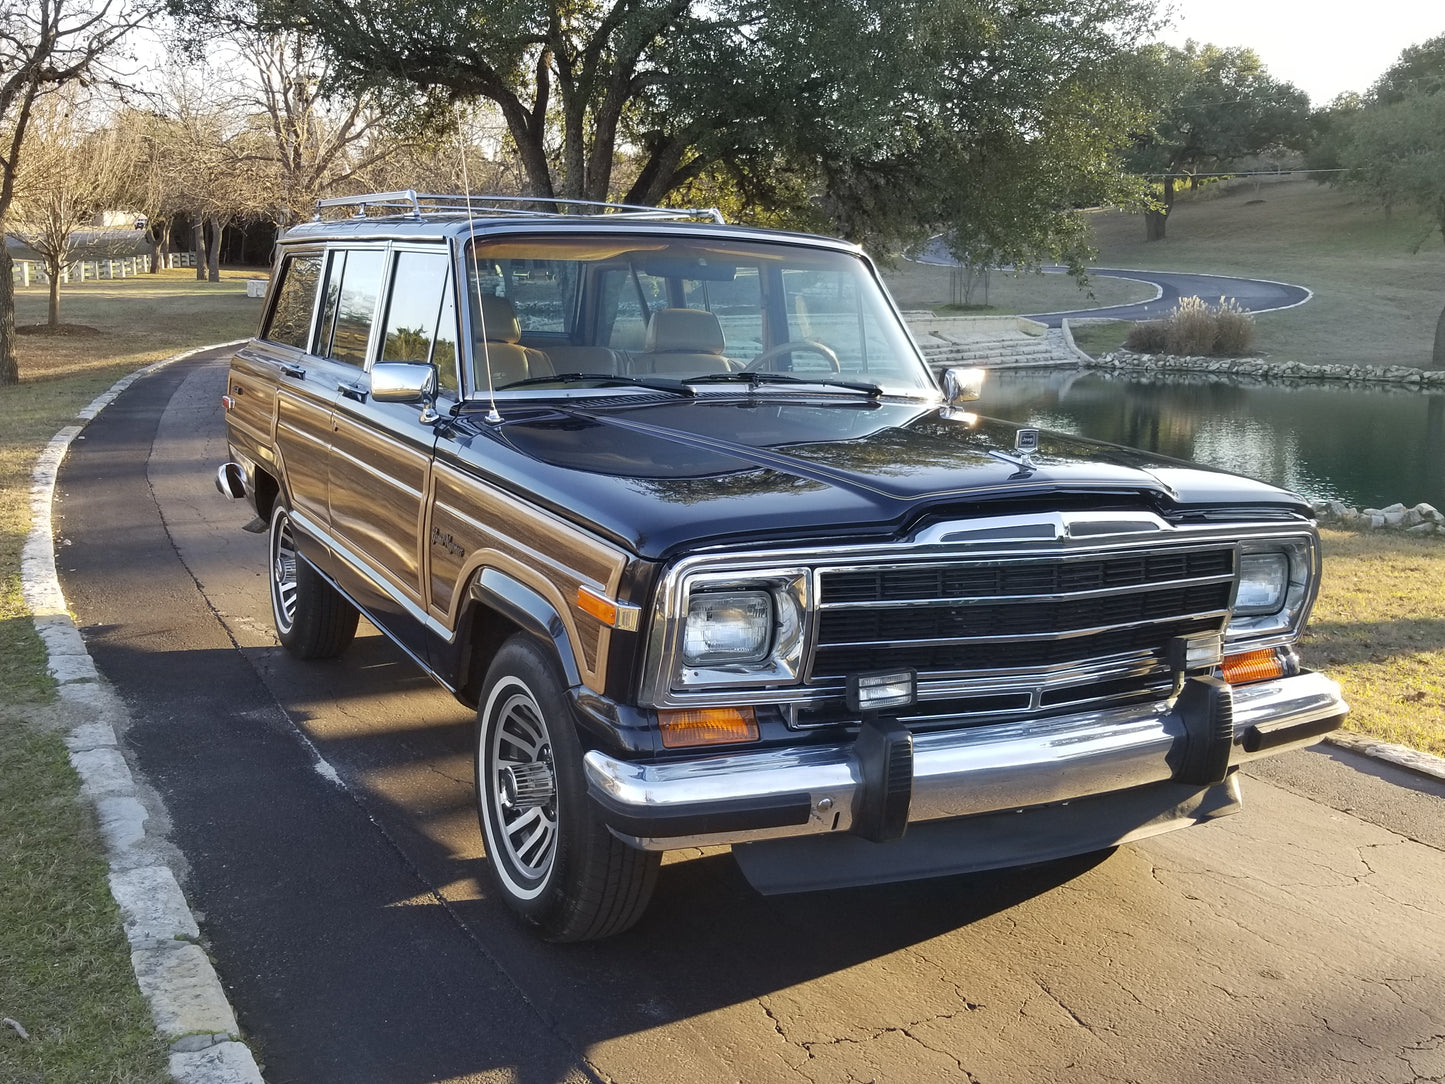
{"left": 262, "top": 254, "right": 321, "bottom": 349}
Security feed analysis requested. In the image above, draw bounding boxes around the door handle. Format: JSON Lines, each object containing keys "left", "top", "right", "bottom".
{"left": 338, "top": 380, "right": 368, "bottom": 401}
{"left": 279, "top": 362, "right": 307, "bottom": 379}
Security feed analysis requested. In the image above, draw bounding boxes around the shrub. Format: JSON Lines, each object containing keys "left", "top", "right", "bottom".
{"left": 1125, "top": 296, "right": 1255, "bottom": 357}
{"left": 1211, "top": 298, "right": 1256, "bottom": 355}
{"left": 1124, "top": 319, "right": 1171, "bottom": 353}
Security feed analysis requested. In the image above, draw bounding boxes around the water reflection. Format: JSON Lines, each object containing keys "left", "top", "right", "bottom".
{"left": 979, "top": 369, "right": 1445, "bottom": 510}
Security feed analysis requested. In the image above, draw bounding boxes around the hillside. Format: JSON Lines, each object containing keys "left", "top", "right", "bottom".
{"left": 886, "top": 177, "right": 1445, "bottom": 370}
{"left": 1088, "top": 176, "right": 1445, "bottom": 368}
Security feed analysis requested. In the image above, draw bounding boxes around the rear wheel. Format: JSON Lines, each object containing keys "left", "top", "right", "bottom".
{"left": 268, "top": 504, "right": 358, "bottom": 659}
{"left": 475, "top": 636, "right": 659, "bottom": 941}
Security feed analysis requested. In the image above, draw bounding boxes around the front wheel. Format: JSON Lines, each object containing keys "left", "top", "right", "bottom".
{"left": 475, "top": 636, "right": 659, "bottom": 941}
{"left": 268, "top": 504, "right": 358, "bottom": 659}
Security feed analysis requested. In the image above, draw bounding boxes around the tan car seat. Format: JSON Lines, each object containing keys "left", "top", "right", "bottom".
{"left": 474, "top": 294, "right": 554, "bottom": 388}
{"left": 637, "top": 308, "right": 735, "bottom": 376}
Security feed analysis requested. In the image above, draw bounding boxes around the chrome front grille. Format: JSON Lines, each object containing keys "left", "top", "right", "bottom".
{"left": 809, "top": 545, "right": 1237, "bottom": 712}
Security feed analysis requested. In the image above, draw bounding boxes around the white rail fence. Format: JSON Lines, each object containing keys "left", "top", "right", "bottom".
{"left": 12, "top": 251, "right": 198, "bottom": 285}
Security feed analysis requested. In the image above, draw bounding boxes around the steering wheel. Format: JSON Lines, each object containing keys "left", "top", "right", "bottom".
{"left": 742, "top": 340, "right": 841, "bottom": 373}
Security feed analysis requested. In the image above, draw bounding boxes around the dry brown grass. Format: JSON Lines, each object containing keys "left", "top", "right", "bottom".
{"left": 1305, "top": 530, "right": 1445, "bottom": 758}
{"left": 1125, "top": 296, "right": 1256, "bottom": 356}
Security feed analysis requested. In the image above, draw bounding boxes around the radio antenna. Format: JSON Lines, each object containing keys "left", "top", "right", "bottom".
{"left": 458, "top": 109, "right": 501, "bottom": 423}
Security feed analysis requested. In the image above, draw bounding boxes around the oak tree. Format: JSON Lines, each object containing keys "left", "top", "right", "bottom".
{"left": 1126, "top": 42, "right": 1310, "bottom": 241}
{"left": 1337, "top": 37, "right": 1445, "bottom": 367}
{"left": 174, "top": 0, "right": 1158, "bottom": 267}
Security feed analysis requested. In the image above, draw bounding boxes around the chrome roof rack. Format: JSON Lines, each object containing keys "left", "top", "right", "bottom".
{"left": 314, "top": 190, "right": 726, "bottom": 224}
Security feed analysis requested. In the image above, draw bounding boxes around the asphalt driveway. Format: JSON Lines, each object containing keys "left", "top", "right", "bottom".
{"left": 912, "top": 240, "right": 1311, "bottom": 327}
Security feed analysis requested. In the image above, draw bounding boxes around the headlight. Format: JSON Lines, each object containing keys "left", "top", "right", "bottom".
{"left": 683, "top": 591, "right": 772, "bottom": 665}
{"left": 1226, "top": 538, "right": 1316, "bottom": 647}
{"left": 647, "top": 567, "right": 810, "bottom": 699}
{"left": 1235, "top": 551, "right": 1289, "bottom": 615}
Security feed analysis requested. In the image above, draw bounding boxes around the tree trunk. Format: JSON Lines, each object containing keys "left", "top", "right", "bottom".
{"left": 146, "top": 222, "right": 162, "bottom": 273}
{"left": 1145, "top": 176, "right": 1177, "bottom": 242}
{"left": 1432, "top": 297, "right": 1445, "bottom": 370}
{"left": 206, "top": 215, "right": 222, "bottom": 283}
{"left": 0, "top": 245, "right": 18, "bottom": 386}
{"left": 155, "top": 220, "right": 172, "bottom": 273}
{"left": 194, "top": 221, "right": 206, "bottom": 281}
{"left": 47, "top": 260, "right": 60, "bottom": 327}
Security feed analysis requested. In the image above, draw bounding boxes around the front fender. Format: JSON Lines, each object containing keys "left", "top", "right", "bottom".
{"left": 468, "top": 567, "right": 584, "bottom": 689}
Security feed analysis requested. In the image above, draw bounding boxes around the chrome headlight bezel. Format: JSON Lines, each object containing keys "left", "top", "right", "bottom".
{"left": 647, "top": 565, "right": 810, "bottom": 699}
{"left": 1226, "top": 537, "right": 1317, "bottom": 648}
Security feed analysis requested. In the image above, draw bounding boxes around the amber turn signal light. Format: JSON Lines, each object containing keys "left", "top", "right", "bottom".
{"left": 576, "top": 585, "right": 618, "bottom": 627}
{"left": 1221, "top": 648, "right": 1286, "bottom": 685}
{"left": 658, "top": 707, "right": 759, "bottom": 748}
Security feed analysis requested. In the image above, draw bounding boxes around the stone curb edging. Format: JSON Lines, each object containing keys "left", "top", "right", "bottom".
{"left": 1325, "top": 733, "right": 1445, "bottom": 784}
{"left": 21, "top": 341, "right": 264, "bottom": 1084}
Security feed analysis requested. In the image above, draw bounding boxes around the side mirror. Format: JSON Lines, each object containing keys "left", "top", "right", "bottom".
{"left": 942, "top": 367, "right": 985, "bottom": 405}
{"left": 370, "top": 362, "right": 441, "bottom": 423}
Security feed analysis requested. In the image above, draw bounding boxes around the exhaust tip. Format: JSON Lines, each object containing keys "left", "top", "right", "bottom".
{"left": 215, "top": 462, "right": 247, "bottom": 500}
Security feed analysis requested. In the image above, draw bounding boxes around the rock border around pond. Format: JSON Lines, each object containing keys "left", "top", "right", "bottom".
{"left": 1314, "top": 501, "right": 1445, "bottom": 535}
{"left": 1081, "top": 347, "right": 1445, "bottom": 389}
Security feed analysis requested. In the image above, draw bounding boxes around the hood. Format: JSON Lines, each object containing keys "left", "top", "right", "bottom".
{"left": 445, "top": 395, "right": 1308, "bottom": 559}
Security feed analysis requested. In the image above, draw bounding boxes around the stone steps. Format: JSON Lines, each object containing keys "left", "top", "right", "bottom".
{"left": 904, "top": 315, "right": 1084, "bottom": 371}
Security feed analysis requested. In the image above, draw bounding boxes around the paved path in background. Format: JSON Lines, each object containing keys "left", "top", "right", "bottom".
{"left": 50, "top": 356, "right": 1445, "bottom": 1084}
{"left": 914, "top": 239, "right": 1312, "bottom": 327}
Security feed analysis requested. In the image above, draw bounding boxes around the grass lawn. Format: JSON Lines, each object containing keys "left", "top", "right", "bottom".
{"left": 1306, "top": 530, "right": 1445, "bottom": 758}
{"left": 0, "top": 269, "right": 258, "bottom": 1084}
{"left": 1078, "top": 175, "right": 1445, "bottom": 367}
{"left": 881, "top": 256, "right": 1155, "bottom": 315}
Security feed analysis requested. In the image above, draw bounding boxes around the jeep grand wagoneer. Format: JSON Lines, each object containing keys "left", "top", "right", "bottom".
{"left": 217, "top": 192, "right": 1346, "bottom": 940}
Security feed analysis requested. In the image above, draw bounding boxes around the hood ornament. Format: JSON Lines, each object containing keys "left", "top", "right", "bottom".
{"left": 990, "top": 427, "right": 1041, "bottom": 474}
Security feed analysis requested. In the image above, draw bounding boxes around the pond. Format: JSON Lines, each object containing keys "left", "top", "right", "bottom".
{"left": 975, "top": 368, "right": 1445, "bottom": 512}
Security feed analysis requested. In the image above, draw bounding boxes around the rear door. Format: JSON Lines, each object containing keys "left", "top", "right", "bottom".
{"left": 255, "top": 248, "right": 341, "bottom": 553}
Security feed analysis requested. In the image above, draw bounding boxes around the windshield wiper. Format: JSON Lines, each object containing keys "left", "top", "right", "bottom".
{"left": 686, "top": 371, "right": 883, "bottom": 398}
{"left": 493, "top": 372, "right": 694, "bottom": 396}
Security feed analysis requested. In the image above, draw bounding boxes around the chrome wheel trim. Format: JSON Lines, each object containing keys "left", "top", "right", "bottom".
{"left": 484, "top": 681, "right": 559, "bottom": 897}
{"left": 270, "top": 512, "right": 299, "bottom": 635}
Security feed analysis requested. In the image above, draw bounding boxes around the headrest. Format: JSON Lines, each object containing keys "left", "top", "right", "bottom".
{"left": 477, "top": 293, "right": 522, "bottom": 344}
{"left": 644, "top": 308, "right": 725, "bottom": 355}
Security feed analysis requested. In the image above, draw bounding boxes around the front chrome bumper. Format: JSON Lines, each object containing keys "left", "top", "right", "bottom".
{"left": 583, "top": 671, "right": 1347, "bottom": 851}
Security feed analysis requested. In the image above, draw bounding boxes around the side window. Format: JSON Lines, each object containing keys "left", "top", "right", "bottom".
{"left": 685, "top": 267, "right": 763, "bottom": 359}
{"left": 433, "top": 279, "right": 459, "bottom": 397}
{"left": 321, "top": 249, "right": 385, "bottom": 368}
{"left": 604, "top": 267, "right": 664, "bottom": 351}
{"left": 262, "top": 254, "right": 321, "bottom": 349}
{"left": 379, "top": 250, "right": 459, "bottom": 397}
{"left": 501, "top": 259, "right": 576, "bottom": 335}
{"left": 782, "top": 268, "right": 895, "bottom": 374}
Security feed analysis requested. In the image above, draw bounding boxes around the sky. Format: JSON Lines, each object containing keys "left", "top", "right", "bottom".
{"left": 1156, "top": 0, "right": 1444, "bottom": 106}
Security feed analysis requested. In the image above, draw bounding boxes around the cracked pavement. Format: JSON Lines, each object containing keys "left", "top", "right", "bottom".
{"left": 51, "top": 354, "right": 1445, "bottom": 1083}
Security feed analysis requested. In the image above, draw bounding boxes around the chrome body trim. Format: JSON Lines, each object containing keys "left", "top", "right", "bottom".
{"left": 585, "top": 670, "right": 1346, "bottom": 850}
{"left": 641, "top": 522, "right": 1319, "bottom": 709}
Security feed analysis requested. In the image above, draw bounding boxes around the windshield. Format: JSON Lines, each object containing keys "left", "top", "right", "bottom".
{"left": 460, "top": 233, "right": 936, "bottom": 399}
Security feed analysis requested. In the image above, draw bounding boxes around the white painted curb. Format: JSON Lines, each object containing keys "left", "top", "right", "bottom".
{"left": 22, "top": 342, "right": 264, "bottom": 1084}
